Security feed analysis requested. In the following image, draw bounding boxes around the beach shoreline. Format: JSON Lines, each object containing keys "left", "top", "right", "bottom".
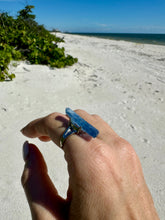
{"left": 64, "top": 32, "right": 165, "bottom": 46}
{"left": 0, "top": 33, "right": 165, "bottom": 219}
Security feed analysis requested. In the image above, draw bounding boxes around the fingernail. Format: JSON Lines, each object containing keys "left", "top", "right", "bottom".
{"left": 23, "top": 141, "right": 29, "bottom": 161}
{"left": 20, "top": 127, "right": 25, "bottom": 134}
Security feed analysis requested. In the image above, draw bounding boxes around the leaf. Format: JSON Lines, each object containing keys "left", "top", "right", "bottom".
{"left": 0, "top": 4, "right": 78, "bottom": 82}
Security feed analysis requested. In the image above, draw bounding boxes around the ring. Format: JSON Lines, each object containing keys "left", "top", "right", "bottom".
{"left": 60, "top": 108, "right": 99, "bottom": 148}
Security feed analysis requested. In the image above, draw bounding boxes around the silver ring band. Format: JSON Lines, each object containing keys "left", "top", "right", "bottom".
{"left": 60, "top": 121, "right": 81, "bottom": 148}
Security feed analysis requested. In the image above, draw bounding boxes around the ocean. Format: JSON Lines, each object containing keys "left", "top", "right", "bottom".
{"left": 71, "top": 33, "right": 165, "bottom": 46}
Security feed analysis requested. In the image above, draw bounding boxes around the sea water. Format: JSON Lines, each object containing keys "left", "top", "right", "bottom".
{"left": 72, "top": 33, "right": 165, "bottom": 46}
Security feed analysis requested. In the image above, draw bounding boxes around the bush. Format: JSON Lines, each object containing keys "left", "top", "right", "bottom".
{"left": 0, "top": 5, "right": 78, "bottom": 81}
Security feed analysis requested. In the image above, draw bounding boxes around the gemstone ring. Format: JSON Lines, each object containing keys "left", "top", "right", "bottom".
{"left": 60, "top": 108, "right": 99, "bottom": 148}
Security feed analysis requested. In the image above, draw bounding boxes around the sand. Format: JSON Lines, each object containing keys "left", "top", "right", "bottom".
{"left": 0, "top": 33, "right": 165, "bottom": 219}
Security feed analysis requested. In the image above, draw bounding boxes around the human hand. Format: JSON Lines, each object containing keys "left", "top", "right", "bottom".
{"left": 21, "top": 109, "right": 159, "bottom": 220}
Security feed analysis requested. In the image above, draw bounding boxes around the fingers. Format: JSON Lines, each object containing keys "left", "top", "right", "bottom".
{"left": 21, "top": 142, "right": 68, "bottom": 220}
{"left": 21, "top": 111, "right": 92, "bottom": 152}
{"left": 21, "top": 109, "right": 121, "bottom": 204}
{"left": 21, "top": 109, "right": 120, "bottom": 180}
{"left": 21, "top": 111, "right": 96, "bottom": 169}
{"left": 21, "top": 109, "right": 118, "bottom": 147}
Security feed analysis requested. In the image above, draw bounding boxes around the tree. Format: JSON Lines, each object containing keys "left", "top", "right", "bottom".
{"left": 17, "top": 5, "right": 35, "bottom": 20}
{"left": 0, "top": 5, "right": 78, "bottom": 82}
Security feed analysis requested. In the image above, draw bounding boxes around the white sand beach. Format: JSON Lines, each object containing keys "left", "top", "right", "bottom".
{"left": 0, "top": 33, "right": 165, "bottom": 219}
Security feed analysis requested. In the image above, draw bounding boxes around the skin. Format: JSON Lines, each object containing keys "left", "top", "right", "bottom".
{"left": 21, "top": 109, "right": 159, "bottom": 220}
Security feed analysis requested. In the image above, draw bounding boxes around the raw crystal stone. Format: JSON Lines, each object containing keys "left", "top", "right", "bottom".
{"left": 66, "top": 108, "right": 99, "bottom": 138}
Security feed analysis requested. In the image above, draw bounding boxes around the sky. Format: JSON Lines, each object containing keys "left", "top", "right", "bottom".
{"left": 0, "top": 0, "right": 165, "bottom": 33}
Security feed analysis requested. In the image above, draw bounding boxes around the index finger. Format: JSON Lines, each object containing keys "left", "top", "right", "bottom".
{"left": 21, "top": 113, "right": 68, "bottom": 144}
{"left": 21, "top": 111, "right": 97, "bottom": 154}
{"left": 21, "top": 109, "right": 119, "bottom": 157}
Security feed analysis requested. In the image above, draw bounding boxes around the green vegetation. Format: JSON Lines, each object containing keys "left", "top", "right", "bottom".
{"left": 0, "top": 5, "right": 78, "bottom": 81}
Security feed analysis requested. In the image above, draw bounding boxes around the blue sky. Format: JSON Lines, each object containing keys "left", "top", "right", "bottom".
{"left": 0, "top": 0, "right": 165, "bottom": 33}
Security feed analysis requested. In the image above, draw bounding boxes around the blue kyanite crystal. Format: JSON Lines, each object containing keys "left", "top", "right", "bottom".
{"left": 66, "top": 108, "right": 99, "bottom": 138}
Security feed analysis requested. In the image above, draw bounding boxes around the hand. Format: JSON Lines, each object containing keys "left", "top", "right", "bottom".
{"left": 21, "top": 109, "right": 159, "bottom": 220}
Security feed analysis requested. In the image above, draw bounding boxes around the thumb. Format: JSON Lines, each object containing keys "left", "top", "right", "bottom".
{"left": 21, "top": 141, "right": 68, "bottom": 220}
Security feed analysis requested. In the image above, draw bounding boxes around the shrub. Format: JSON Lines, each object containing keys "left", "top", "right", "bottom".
{"left": 0, "top": 5, "right": 78, "bottom": 81}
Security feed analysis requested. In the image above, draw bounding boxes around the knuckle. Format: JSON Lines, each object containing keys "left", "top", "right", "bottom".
{"left": 90, "top": 141, "right": 109, "bottom": 161}
{"left": 44, "top": 112, "right": 58, "bottom": 125}
{"left": 115, "top": 137, "right": 138, "bottom": 161}
{"left": 74, "top": 109, "right": 87, "bottom": 115}
{"left": 89, "top": 142, "right": 114, "bottom": 174}
{"left": 47, "top": 112, "right": 58, "bottom": 120}
{"left": 115, "top": 137, "right": 130, "bottom": 148}
{"left": 92, "top": 114, "right": 101, "bottom": 121}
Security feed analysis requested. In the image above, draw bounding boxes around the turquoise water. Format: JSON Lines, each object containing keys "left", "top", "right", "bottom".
{"left": 71, "top": 33, "right": 165, "bottom": 46}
